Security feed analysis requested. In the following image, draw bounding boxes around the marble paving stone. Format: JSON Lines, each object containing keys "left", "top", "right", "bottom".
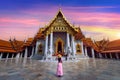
{"left": 0, "top": 58, "right": 120, "bottom": 80}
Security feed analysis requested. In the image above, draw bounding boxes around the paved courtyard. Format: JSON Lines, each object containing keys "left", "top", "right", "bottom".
{"left": 0, "top": 58, "right": 120, "bottom": 80}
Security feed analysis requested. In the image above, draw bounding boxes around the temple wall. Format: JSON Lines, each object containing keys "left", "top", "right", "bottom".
{"left": 36, "top": 39, "right": 45, "bottom": 55}
{"left": 74, "top": 40, "right": 82, "bottom": 54}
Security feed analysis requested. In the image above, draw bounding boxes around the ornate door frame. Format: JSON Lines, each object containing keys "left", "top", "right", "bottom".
{"left": 55, "top": 38, "right": 64, "bottom": 53}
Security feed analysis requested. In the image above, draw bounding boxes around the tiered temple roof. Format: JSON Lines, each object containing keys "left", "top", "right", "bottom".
{"left": 24, "top": 38, "right": 34, "bottom": 46}
{"left": 34, "top": 28, "right": 45, "bottom": 40}
{"left": 0, "top": 39, "right": 24, "bottom": 53}
{"left": 101, "top": 39, "right": 120, "bottom": 53}
{"left": 0, "top": 39, "right": 16, "bottom": 53}
{"left": 82, "top": 38, "right": 99, "bottom": 52}
{"left": 43, "top": 9, "right": 77, "bottom": 32}
{"left": 94, "top": 39, "right": 109, "bottom": 52}
{"left": 75, "top": 27, "right": 85, "bottom": 40}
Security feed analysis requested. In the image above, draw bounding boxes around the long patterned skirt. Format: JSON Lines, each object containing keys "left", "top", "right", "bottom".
{"left": 56, "top": 62, "right": 63, "bottom": 76}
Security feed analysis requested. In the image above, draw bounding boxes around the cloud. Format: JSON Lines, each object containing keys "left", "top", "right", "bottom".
{"left": 0, "top": 17, "right": 47, "bottom": 40}
{"left": 62, "top": 10, "right": 120, "bottom": 30}
{"left": 0, "top": 27, "right": 38, "bottom": 40}
{"left": 0, "top": 17, "right": 40, "bottom": 25}
{"left": 80, "top": 25, "right": 120, "bottom": 41}
{"left": 64, "top": 11, "right": 120, "bottom": 22}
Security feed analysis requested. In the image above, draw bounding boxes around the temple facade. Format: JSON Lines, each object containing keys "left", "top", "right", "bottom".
{"left": 33, "top": 9, "right": 86, "bottom": 60}
{"left": 0, "top": 9, "right": 120, "bottom": 60}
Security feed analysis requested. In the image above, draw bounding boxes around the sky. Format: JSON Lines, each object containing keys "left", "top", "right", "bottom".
{"left": 0, "top": 0, "right": 120, "bottom": 41}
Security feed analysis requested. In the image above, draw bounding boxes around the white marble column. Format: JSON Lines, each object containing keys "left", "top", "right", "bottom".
{"left": 81, "top": 41, "right": 85, "bottom": 56}
{"left": 45, "top": 35, "right": 48, "bottom": 56}
{"left": 35, "top": 41, "right": 39, "bottom": 54}
{"left": 72, "top": 36, "right": 76, "bottom": 56}
{"left": 110, "top": 53, "right": 112, "bottom": 59}
{"left": 50, "top": 32, "right": 53, "bottom": 55}
{"left": 15, "top": 53, "right": 20, "bottom": 64}
{"left": 16, "top": 53, "right": 20, "bottom": 59}
{"left": 11, "top": 54, "right": 14, "bottom": 62}
{"left": 115, "top": 53, "right": 119, "bottom": 59}
{"left": 20, "top": 53, "right": 23, "bottom": 58}
{"left": 0, "top": 53, "right": 3, "bottom": 60}
{"left": 11, "top": 54, "right": 13, "bottom": 59}
{"left": 105, "top": 53, "right": 107, "bottom": 58}
{"left": 24, "top": 47, "right": 28, "bottom": 59}
{"left": 91, "top": 48, "right": 95, "bottom": 58}
{"left": 67, "top": 33, "right": 70, "bottom": 47}
{"left": 31, "top": 47, "right": 34, "bottom": 58}
{"left": 99, "top": 53, "right": 102, "bottom": 58}
{"left": 85, "top": 47, "right": 88, "bottom": 56}
{"left": 6, "top": 53, "right": 9, "bottom": 59}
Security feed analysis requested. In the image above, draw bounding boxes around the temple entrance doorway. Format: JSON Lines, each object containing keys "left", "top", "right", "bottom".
{"left": 55, "top": 38, "right": 64, "bottom": 56}
{"left": 58, "top": 41, "right": 62, "bottom": 53}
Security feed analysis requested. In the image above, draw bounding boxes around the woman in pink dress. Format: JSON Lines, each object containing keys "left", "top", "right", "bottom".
{"left": 56, "top": 54, "right": 63, "bottom": 77}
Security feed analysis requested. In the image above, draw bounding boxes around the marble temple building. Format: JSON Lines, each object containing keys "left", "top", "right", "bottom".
{"left": 0, "top": 9, "right": 120, "bottom": 60}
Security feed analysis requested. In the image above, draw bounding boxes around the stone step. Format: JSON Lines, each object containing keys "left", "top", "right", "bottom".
{"left": 32, "top": 54, "right": 89, "bottom": 61}
{"left": 32, "top": 54, "right": 43, "bottom": 60}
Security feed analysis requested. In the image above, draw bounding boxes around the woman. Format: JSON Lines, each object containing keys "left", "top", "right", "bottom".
{"left": 56, "top": 54, "right": 63, "bottom": 77}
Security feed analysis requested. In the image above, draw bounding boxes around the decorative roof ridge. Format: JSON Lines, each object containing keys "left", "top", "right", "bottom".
{"left": 44, "top": 9, "right": 64, "bottom": 29}
{"left": 108, "top": 39, "right": 120, "bottom": 43}
{"left": 57, "top": 9, "right": 77, "bottom": 29}
{"left": 0, "top": 39, "right": 10, "bottom": 43}
{"left": 44, "top": 9, "right": 77, "bottom": 31}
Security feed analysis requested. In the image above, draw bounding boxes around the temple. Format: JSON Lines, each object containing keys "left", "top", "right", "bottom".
{"left": 0, "top": 9, "right": 120, "bottom": 60}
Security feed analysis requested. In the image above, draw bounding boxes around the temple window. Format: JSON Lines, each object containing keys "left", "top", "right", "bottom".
{"left": 76, "top": 44, "right": 81, "bottom": 53}
{"left": 64, "top": 27, "right": 66, "bottom": 30}
{"left": 59, "top": 27, "right": 61, "bottom": 30}
{"left": 38, "top": 44, "right": 42, "bottom": 54}
{"left": 55, "top": 27, "right": 57, "bottom": 30}
{"left": 56, "top": 27, "right": 58, "bottom": 30}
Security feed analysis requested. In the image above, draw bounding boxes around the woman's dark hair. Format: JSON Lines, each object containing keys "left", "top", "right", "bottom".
{"left": 58, "top": 57, "right": 62, "bottom": 63}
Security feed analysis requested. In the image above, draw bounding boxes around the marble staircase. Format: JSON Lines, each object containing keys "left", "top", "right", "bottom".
{"left": 75, "top": 54, "right": 89, "bottom": 60}
{"left": 32, "top": 54, "right": 43, "bottom": 60}
{"left": 32, "top": 53, "right": 89, "bottom": 61}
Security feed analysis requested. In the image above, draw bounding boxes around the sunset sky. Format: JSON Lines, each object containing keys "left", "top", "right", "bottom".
{"left": 0, "top": 0, "right": 120, "bottom": 41}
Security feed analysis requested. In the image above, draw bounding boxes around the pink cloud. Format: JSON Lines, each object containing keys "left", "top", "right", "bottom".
{"left": 64, "top": 11, "right": 120, "bottom": 23}
{"left": 0, "top": 17, "right": 47, "bottom": 40}
{"left": 0, "top": 17, "right": 40, "bottom": 25}
{"left": 0, "top": 17, "right": 48, "bottom": 29}
{"left": 0, "top": 27, "right": 38, "bottom": 40}
{"left": 61, "top": 10, "right": 120, "bottom": 29}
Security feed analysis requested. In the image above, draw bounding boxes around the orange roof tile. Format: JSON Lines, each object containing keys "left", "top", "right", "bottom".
{"left": 83, "top": 38, "right": 99, "bottom": 52}
{"left": 102, "top": 39, "right": 120, "bottom": 52}
{"left": 102, "top": 50, "right": 120, "bottom": 53}
{"left": 0, "top": 39, "right": 12, "bottom": 47}
{"left": 0, "top": 39, "right": 24, "bottom": 53}
{"left": 12, "top": 39, "right": 25, "bottom": 51}
{"left": 0, "top": 49, "right": 16, "bottom": 53}
{"left": 0, "top": 39, "right": 16, "bottom": 53}
{"left": 95, "top": 39, "right": 109, "bottom": 52}
{"left": 75, "top": 32, "right": 84, "bottom": 40}
{"left": 24, "top": 38, "right": 33, "bottom": 46}
{"left": 75, "top": 27, "right": 85, "bottom": 40}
